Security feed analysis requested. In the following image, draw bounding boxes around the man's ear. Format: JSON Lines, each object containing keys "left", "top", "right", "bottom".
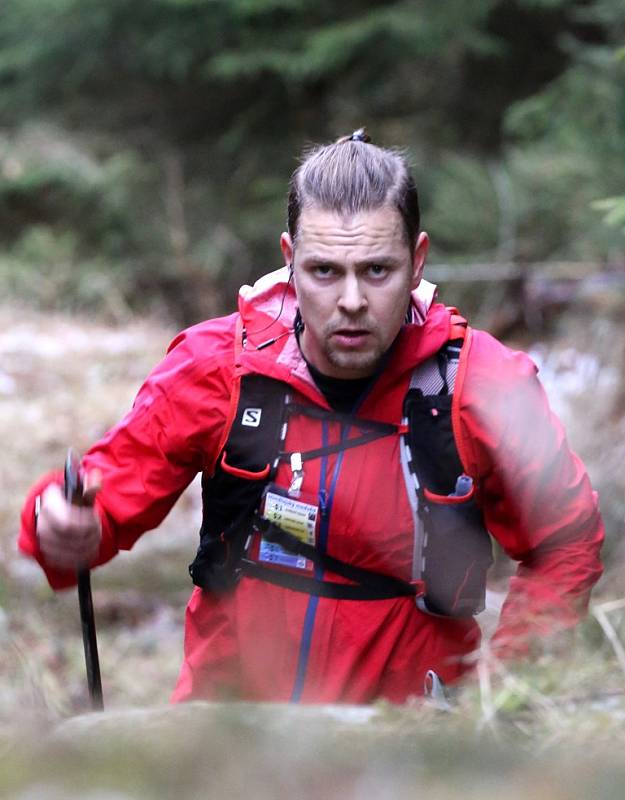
{"left": 280, "top": 232, "right": 294, "bottom": 268}
{"left": 411, "top": 231, "right": 429, "bottom": 289}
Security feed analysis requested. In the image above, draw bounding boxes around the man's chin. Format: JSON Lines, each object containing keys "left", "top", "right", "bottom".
{"left": 325, "top": 348, "right": 381, "bottom": 379}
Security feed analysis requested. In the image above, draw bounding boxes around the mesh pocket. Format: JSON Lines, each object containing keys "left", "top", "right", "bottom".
{"left": 418, "top": 486, "right": 493, "bottom": 617}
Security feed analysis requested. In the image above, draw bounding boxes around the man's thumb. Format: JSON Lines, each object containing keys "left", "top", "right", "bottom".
{"left": 82, "top": 469, "right": 102, "bottom": 506}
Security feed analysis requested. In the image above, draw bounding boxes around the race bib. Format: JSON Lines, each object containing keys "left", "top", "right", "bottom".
{"left": 258, "top": 489, "right": 319, "bottom": 571}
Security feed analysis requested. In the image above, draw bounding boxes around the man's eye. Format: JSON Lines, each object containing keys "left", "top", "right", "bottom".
{"left": 313, "top": 264, "right": 334, "bottom": 277}
{"left": 368, "top": 264, "right": 388, "bottom": 278}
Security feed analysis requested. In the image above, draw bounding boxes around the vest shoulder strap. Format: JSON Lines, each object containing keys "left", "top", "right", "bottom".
{"left": 446, "top": 307, "right": 468, "bottom": 342}
{"left": 214, "top": 315, "right": 245, "bottom": 463}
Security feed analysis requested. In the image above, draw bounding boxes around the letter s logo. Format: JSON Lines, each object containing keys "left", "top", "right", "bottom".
{"left": 242, "top": 408, "right": 262, "bottom": 427}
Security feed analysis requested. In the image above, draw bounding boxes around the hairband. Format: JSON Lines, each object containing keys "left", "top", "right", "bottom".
{"left": 347, "top": 128, "right": 371, "bottom": 143}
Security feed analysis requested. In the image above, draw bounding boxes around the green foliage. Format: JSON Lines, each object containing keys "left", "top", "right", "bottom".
{"left": 209, "top": 1, "right": 497, "bottom": 82}
{"left": 0, "top": 125, "right": 145, "bottom": 252}
{"left": 0, "top": 225, "right": 132, "bottom": 317}
{"left": 0, "top": 0, "right": 624, "bottom": 317}
{"left": 425, "top": 156, "right": 500, "bottom": 258}
{"left": 592, "top": 196, "right": 625, "bottom": 234}
{"left": 502, "top": 1, "right": 625, "bottom": 259}
{"left": 503, "top": 147, "right": 596, "bottom": 260}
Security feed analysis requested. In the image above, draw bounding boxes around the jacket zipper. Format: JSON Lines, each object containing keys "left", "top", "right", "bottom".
{"left": 290, "top": 421, "right": 345, "bottom": 702}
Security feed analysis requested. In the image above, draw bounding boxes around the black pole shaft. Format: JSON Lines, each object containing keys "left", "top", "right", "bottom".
{"left": 77, "top": 568, "right": 104, "bottom": 710}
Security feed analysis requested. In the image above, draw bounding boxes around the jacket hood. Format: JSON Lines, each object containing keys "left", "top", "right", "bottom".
{"left": 237, "top": 266, "right": 453, "bottom": 401}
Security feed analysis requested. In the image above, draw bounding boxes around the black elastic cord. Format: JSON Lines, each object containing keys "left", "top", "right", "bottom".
{"left": 253, "top": 516, "right": 420, "bottom": 597}
{"left": 240, "top": 561, "right": 408, "bottom": 600}
{"left": 279, "top": 427, "right": 395, "bottom": 464}
{"left": 246, "top": 268, "right": 292, "bottom": 337}
{"left": 280, "top": 403, "right": 398, "bottom": 463}
{"left": 286, "top": 402, "right": 395, "bottom": 431}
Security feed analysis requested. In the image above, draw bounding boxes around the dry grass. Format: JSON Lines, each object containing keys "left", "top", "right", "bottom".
{"left": 0, "top": 302, "right": 196, "bottom": 722}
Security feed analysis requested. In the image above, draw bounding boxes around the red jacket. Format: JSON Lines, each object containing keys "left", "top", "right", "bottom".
{"left": 19, "top": 268, "right": 604, "bottom": 703}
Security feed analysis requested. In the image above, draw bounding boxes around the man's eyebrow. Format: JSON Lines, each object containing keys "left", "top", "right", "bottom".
{"left": 302, "top": 255, "right": 402, "bottom": 267}
{"left": 301, "top": 256, "right": 342, "bottom": 267}
{"left": 356, "top": 256, "right": 402, "bottom": 266}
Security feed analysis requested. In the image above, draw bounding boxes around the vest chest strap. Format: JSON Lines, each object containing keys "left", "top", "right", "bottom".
{"left": 252, "top": 515, "right": 424, "bottom": 599}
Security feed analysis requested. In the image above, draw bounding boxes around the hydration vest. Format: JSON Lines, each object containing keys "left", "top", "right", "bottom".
{"left": 189, "top": 319, "right": 493, "bottom": 617}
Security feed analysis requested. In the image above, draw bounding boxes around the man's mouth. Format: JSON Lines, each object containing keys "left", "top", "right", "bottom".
{"left": 331, "top": 328, "right": 371, "bottom": 348}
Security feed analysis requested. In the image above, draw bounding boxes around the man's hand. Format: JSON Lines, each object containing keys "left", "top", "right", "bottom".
{"left": 36, "top": 471, "right": 102, "bottom": 571}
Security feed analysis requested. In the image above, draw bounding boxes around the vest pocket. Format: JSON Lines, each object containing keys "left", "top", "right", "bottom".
{"left": 418, "top": 479, "right": 493, "bottom": 618}
{"left": 220, "top": 451, "right": 271, "bottom": 480}
{"left": 423, "top": 481, "right": 476, "bottom": 505}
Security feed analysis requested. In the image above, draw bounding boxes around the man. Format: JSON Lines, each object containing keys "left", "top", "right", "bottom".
{"left": 19, "top": 131, "right": 604, "bottom": 704}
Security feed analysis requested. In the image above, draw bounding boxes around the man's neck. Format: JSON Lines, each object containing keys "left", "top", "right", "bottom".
{"left": 305, "top": 359, "right": 373, "bottom": 414}
{"left": 295, "top": 323, "right": 374, "bottom": 413}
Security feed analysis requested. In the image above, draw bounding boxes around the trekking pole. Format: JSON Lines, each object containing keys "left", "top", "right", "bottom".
{"left": 64, "top": 449, "right": 104, "bottom": 711}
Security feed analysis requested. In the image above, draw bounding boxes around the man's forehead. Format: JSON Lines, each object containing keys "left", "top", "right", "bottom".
{"left": 296, "top": 205, "right": 406, "bottom": 249}
{"left": 298, "top": 206, "right": 403, "bottom": 238}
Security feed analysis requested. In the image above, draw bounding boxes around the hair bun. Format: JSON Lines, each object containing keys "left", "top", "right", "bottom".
{"left": 337, "top": 127, "right": 372, "bottom": 144}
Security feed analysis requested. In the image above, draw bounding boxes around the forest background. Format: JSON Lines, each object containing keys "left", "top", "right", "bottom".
{"left": 1, "top": 1, "right": 625, "bottom": 797}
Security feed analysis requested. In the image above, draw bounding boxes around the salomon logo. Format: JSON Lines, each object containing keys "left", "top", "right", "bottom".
{"left": 242, "top": 408, "right": 262, "bottom": 427}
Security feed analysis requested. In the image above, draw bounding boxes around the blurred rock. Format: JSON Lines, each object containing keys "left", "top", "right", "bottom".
{"left": 0, "top": 368, "right": 16, "bottom": 395}
{"left": 0, "top": 605, "right": 8, "bottom": 644}
{"left": 12, "top": 789, "right": 134, "bottom": 800}
{"left": 7, "top": 700, "right": 617, "bottom": 800}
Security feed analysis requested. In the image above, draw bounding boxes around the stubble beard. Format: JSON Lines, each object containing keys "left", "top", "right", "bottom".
{"left": 321, "top": 324, "right": 384, "bottom": 378}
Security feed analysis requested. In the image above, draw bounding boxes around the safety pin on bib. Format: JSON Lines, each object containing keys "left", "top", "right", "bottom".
{"left": 288, "top": 452, "right": 304, "bottom": 498}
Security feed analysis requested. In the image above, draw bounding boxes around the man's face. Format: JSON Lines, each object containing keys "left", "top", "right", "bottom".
{"left": 281, "top": 206, "right": 429, "bottom": 379}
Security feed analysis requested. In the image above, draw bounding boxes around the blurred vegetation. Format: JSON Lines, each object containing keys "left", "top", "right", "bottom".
{"left": 5, "top": 658, "right": 625, "bottom": 800}
{"left": 0, "top": 0, "right": 624, "bottom": 321}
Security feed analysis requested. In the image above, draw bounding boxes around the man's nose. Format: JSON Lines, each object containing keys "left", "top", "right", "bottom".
{"left": 337, "top": 274, "right": 367, "bottom": 314}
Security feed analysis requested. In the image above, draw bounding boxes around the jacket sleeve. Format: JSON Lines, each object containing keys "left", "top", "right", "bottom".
{"left": 18, "top": 315, "right": 238, "bottom": 590}
{"left": 455, "top": 330, "right": 604, "bottom": 659}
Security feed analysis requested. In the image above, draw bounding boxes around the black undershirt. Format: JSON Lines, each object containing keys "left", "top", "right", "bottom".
{"left": 294, "top": 312, "right": 377, "bottom": 413}
{"left": 305, "top": 360, "right": 373, "bottom": 414}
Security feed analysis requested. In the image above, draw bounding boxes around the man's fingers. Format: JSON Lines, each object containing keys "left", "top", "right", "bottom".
{"left": 39, "top": 488, "right": 98, "bottom": 532}
{"left": 38, "top": 526, "right": 100, "bottom": 567}
{"left": 40, "top": 482, "right": 68, "bottom": 516}
{"left": 42, "top": 540, "right": 100, "bottom": 570}
{"left": 37, "top": 481, "right": 101, "bottom": 569}
{"left": 82, "top": 468, "right": 102, "bottom": 506}
{"left": 41, "top": 468, "right": 102, "bottom": 508}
